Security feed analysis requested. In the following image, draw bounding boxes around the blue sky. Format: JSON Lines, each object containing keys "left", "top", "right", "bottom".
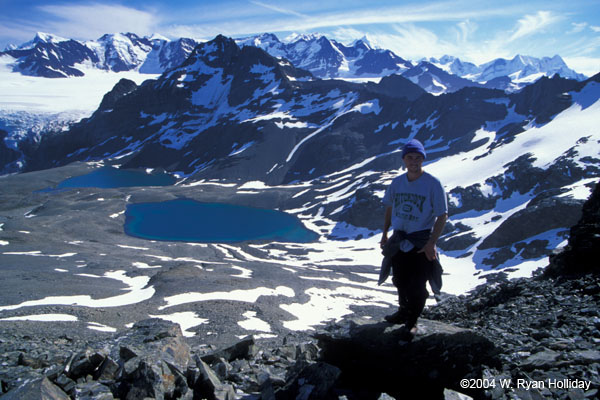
{"left": 1, "top": 0, "right": 599, "bottom": 75}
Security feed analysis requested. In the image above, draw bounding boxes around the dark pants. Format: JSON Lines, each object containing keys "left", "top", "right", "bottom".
{"left": 390, "top": 248, "right": 433, "bottom": 329}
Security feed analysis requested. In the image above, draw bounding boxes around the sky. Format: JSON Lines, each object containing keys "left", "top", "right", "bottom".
{"left": 0, "top": 0, "right": 599, "bottom": 76}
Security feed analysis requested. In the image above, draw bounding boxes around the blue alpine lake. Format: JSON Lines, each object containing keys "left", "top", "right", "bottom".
{"left": 124, "top": 198, "right": 319, "bottom": 243}
{"left": 56, "top": 167, "right": 176, "bottom": 189}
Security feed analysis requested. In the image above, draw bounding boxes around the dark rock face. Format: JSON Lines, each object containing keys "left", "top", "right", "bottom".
{"left": 364, "top": 74, "right": 426, "bottom": 101}
{"left": 0, "top": 130, "right": 20, "bottom": 169}
{"left": 508, "top": 75, "right": 578, "bottom": 124}
{"left": 315, "top": 317, "right": 499, "bottom": 399}
{"left": 438, "top": 231, "right": 479, "bottom": 251}
{"left": 545, "top": 181, "right": 600, "bottom": 276}
{"left": 97, "top": 79, "right": 138, "bottom": 111}
{"left": 338, "top": 187, "right": 387, "bottom": 231}
{"left": 479, "top": 196, "right": 583, "bottom": 249}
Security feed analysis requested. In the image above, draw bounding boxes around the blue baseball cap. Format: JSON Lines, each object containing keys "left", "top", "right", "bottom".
{"left": 402, "top": 139, "right": 426, "bottom": 159}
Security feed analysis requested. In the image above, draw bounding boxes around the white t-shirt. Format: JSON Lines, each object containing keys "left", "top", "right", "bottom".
{"left": 382, "top": 171, "right": 448, "bottom": 251}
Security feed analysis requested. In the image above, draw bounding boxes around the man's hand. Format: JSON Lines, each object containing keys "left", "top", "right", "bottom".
{"left": 418, "top": 240, "right": 437, "bottom": 261}
{"left": 380, "top": 233, "right": 388, "bottom": 249}
{"left": 419, "top": 213, "right": 447, "bottom": 261}
{"left": 381, "top": 207, "right": 392, "bottom": 249}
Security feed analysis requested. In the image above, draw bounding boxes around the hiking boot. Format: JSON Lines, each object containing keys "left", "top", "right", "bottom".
{"left": 384, "top": 309, "right": 408, "bottom": 324}
{"left": 398, "top": 325, "right": 418, "bottom": 342}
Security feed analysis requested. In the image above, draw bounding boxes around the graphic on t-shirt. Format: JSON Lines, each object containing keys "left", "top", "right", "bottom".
{"left": 394, "top": 192, "right": 426, "bottom": 222}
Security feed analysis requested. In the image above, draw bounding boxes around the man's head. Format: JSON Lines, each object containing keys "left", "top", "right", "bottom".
{"left": 402, "top": 139, "right": 426, "bottom": 179}
{"left": 402, "top": 139, "right": 426, "bottom": 160}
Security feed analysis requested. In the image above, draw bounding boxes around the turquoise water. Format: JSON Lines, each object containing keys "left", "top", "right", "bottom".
{"left": 124, "top": 198, "right": 319, "bottom": 243}
{"left": 56, "top": 167, "right": 176, "bottom": 189}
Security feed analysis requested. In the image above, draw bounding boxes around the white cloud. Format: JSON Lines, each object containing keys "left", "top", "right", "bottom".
{"left": 508, "top": 11, "right": 560, "bottom": 42}
{"left": 569, "top": 22, "right": 588, "bottom": 34}
{"left": 163, "top": 1, "right": 523, "bottom": 43}
{"left": 331, "top": 27, "right": 368, "bottom": 43}
{"left": 249, "top": 1, "right": 309, "bottom": 18}
{"left": 591, "top": 26, "right": 600, "bottom": 33}
{"left": 0, "top": 24, "right": 33, "bottom": 47}
{"left": 454, "top": 20, "right": 478, "bottom": 44}
{"left": 563, "top": 56, "right": 600, "bottom": 77}
{"left": 37, "top": 3, "right": 160, "bottom": 40}
{"left": 354, "top": 25, "right": 458, "bottom": 62}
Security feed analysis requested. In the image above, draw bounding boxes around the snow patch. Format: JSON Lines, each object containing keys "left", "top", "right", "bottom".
{"left": 0, "top": 313, "right": 78, "bottom": 322}
{"left": 238, "top": 311, "right": 271, "bottom": 332}
{"left": 150, "top": 312, "right": 209, "bottom": 337}
{"left": 0, "top": 270, "right": 155, "bottom": 311}
{"left": 158, "top": 286, "right": 295, "bottom": 310}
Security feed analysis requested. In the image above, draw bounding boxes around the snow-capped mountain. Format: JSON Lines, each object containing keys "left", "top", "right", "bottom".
{"left": 21, "top": 35, "right": 600, "bottom": 281}
{"left": 1, "top": 33, "right": 99, "bottom": 78}
{"left": 236, "top": 34, "right": 590, "bottom": 94}
{"left": 401, "top": 61, "right": 488, "bottom": 95}
{"left": 1, "top": 31, "right": 589, "bottom": 91}
{"left": 0, "top": 32, "right": 201, "bottom": 78}
{"left": 428, "top": 54, "right": 587, "bottom": 91}
{"left": 236, "top": 33, "right": 412, "bottom": 79}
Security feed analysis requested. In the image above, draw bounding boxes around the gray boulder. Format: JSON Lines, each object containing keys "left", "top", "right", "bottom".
{"left": 1, "top": 376, "right": 70, "bottom": 400}
{"left": 200, "top": 335, "right": 257, "bottom": 364}
{"left": 190, "top": 356, "right": 236, "bottom": 400}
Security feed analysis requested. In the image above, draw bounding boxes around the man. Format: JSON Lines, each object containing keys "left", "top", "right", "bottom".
{"left": 380, "top": 138, "right": 448, "bottom": 339}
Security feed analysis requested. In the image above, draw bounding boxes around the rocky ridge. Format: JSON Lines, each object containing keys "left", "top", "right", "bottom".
{"left": 423, "top": 182, "right": 600, "bottom": 399}
{"left": 0, "top": 316, "right": 492, "bottom": 400}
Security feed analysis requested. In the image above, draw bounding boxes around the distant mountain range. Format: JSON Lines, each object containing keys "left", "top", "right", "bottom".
{"left": 1, "top": 32, "right": 198, "bottom": 77}
{"left": 235, "top": 33, "right": 413, "bottom": 79}
{"left": 1, "top": 32, "right": 588, "bottom": 94}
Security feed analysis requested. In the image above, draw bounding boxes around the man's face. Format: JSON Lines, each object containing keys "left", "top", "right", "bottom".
{"left": 402, "top": 152, "right": 424, "bottom": 173}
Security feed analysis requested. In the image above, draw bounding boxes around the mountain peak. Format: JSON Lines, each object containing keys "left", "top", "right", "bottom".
{"left": 283, "top": 33, "right": 323, "bottom": 43}
{"left": 35, "top": 32, "right": 68, "bottom": 43}
{"left": 98, "top": 32, "right": 142, "bottom": 42}
{"left": 147, "top": 33, "right": 170, "bottom": 42}
{"left": 352, "top": 34, "right": 378, "bottom": 50}
{"left": 16, "top": 32, "right": 69, "bottom": 50}
{"left": 184, "top": 34, "right": 240, "bottom": 66}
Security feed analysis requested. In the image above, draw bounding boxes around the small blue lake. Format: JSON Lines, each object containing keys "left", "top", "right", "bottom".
{"left": 56, "top": 167, "right": 176, "bottom": 189}
{"left": 124, "top": 198, "right": 319, "bottom": 243}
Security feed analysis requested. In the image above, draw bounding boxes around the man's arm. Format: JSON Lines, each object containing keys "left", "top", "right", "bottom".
{"left": 380, "top": 206, "right": 392, "bottom": 248}
{"left": 418, "top": 213, "right": 448, "bottom": 261}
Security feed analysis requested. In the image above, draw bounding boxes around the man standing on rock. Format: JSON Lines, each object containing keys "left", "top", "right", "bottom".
{"left": 380, "top": 138, "right": 448, "bottom": 339}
